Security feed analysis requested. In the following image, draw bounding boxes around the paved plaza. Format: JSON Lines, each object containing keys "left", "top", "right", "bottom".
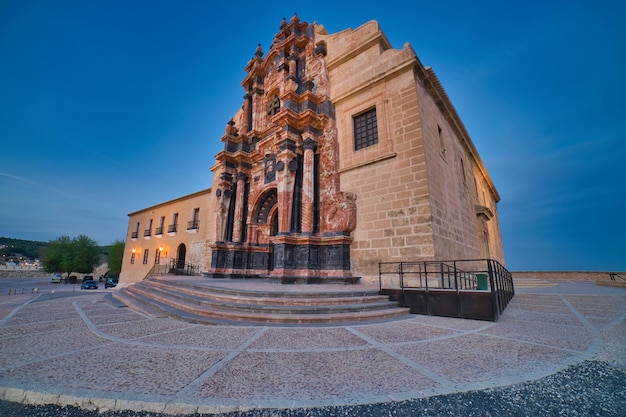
{"left": 0, "top": 281, "right": 624, "bottom": 415}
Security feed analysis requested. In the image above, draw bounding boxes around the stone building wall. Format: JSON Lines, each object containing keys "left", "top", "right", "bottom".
{"left": 120, "top": 188, "right": 212, "bottom": 284}
{"left": 321, "top": 21, "right": 503, "bottom": 282}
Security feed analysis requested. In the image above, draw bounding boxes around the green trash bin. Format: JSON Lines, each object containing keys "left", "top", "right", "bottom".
{"left": 476, "top": 273, "right": 489, "bottom": 290}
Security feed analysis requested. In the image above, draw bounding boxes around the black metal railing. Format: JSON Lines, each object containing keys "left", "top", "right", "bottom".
{"left": 131, "top": 231, "right": 138, "bottom": 239}
{"left": 187, "top": 220, "right": 199, "bottom": 230}
{"left": 169, "top": 258, "right": 200, "bottom": 276}
{"left": 379, "top": 259, "right": 515, "bottom": 321}
{"left": 609, "top": 272, "right": 626, "bottom": 282}
{"left": 155, "top": 227, "right": 163, "bottom": 235}
{"left": 143, "top": 229, "right": 151, "bottom": 237}
{"left": 168, "top": 224, "right": 177, "bottom": 233}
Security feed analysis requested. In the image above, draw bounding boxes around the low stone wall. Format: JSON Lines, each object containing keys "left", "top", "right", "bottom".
{"left": 512, "top": 271, "right": 624, "bottom": 282}
{"left": 0, "top": 268, "right": 47, "bottom": 278}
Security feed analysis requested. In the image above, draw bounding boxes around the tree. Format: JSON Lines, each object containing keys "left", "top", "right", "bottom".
{"left": 106, "top": 240, "right": 125, "bottom": 277}
{"left": 42, "top": 234, "right": 101, "bottom": 279}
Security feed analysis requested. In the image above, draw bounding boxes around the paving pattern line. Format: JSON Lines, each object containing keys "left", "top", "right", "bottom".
{"left": 558, "top": 295, "right": 604, "bottom": 361}
{"left": 0, "top": 294, "right": 41, "bottom": 327}
{"left": 72, "top": 302, "right": 240, "bottom": 355}
{"left": 345, "top": 326, "right": 453, "bottom": 387}
{"left": 172, "top": 326, "right": 269, "bottom": 399}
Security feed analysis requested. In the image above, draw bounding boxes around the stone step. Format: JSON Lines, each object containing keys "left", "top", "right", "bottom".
{"left": 134, "top": 282, "right": 400, "bottom": 315}
{"left": 147, "top": 277, "right": 391, "bottom": 306}
{"left": 113, "top": 276, "right": 410, "bottom": 325}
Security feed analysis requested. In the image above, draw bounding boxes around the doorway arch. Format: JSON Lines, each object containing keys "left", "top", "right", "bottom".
{"left": 176, "top": 243, "right": 186, "bottom": 269}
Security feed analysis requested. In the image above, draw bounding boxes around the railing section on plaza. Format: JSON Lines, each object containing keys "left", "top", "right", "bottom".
{"left": 379, "top": 259, "right": 515, "bottom": 321}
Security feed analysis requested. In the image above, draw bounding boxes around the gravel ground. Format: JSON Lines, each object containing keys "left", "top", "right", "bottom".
{"left": 1, "top": 360, "right": 624, "bottom": 417}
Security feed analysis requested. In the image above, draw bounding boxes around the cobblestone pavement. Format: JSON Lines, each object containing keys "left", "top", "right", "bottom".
{"left": 0, "top": 283, "right": 624, "bottom": 415}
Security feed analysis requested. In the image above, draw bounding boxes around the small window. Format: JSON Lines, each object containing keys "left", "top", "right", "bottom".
{"left": 438, "top": 124, "right": 446, "bottom": 156}
{"left": 130, "top": 253, "right": 135, "bottom": 264}
{"left": 460, "top": 157, "right": 466, "bottom": 185}
{"left": 267, "top": 95, "right": 280, "bottom": 116}
{"left": 143, "top": 249, "right": 149, "bottom": 264}
{"left": 154, "top": 249, "right": 161, "bottom": 265}
{"left": 353, "top": 108, "right": 378, "bottom": 150}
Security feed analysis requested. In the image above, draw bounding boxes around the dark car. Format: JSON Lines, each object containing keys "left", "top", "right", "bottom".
{"left": 81, "top": 276, "right": 98, "bottom": 290}
{"left": 104, "top": 278, "right": 118, "bottom": 288}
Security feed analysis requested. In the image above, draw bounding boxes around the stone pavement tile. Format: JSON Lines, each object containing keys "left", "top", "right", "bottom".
{"left": 193, "top": 348, "right": 439, "bottom": 403}
{"left": 349, "top": 320, "right": 461, "bottom": 344}
{"left": 500, "top": 308, "right": 580, "bottom": 326}
{"left": 88, "top": 312, "right": 152, "bottom": 326}
{"left": 247, "top": 327, "right": 368, "bottom": 350}
{"left": 478, "top": 319, "right": 593, "bottom": 351}
{"left": 97, "top": 317, "right": 193, "bottom": 340}
{"left": 511, "top": 294, "right": 565, "bottom": 306}
{"left": 563, "top": 295, "right": 626, "bottom": 313}
{"left": 406, "top": 315, "right": 492, "bottom": 331}
{"left": 0, "top": 319, "right": 78, "bottom": 338}
{"left": 392, "top": 334, "right": 578, "bottom": 384}
{"left": 596, "top": 319, "right": 626, "bottom": 367}
{"left": 507, "top": 302, "right": 571, "bottom": 314}
{"left": 0, "top": 343, "right": 228, "bottom": 397}
{"left": 139, "top": 325, "right": 262, "bottom": 349}
{"left": 0, "top": 327, "right": 111, "bottom": 369}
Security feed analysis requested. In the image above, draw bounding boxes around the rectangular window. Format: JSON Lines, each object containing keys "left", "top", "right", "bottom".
{"left": 168, "top": 213, "right": 178, "bottom": 233}
{"left": 130, "top": 253, "right": 135, "bottom": 264}
{"left": 188, "top": 208, "right": 200, "bottom": 230}
{"left": 155, "top": 216, "right": 165, "bottom": 235}
{"left": 144, "top": 219, "right": 152, "bottom": 237}
{"left": 131, "top": 222, "right": 139, "bottom": 239}
{"left": 143, "top": 249, "right": 149, "bottom": 264}
{"left": 154, "top": 249, "right": 161, "bottom": 265}
{"left": 353, "top": 108, "right": 378, "bottom": 150}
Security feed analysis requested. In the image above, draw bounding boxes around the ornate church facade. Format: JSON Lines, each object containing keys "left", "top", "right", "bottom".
{"left": 119, "top": 16, "right": 504, "bottom": 285}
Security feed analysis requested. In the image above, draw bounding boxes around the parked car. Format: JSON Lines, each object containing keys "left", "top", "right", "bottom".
{"left": 80, "top": 276, "right": 98, "bottom": 290}
{"left": 104, "top": 278, "right": 118, "bottom": 288}
{"left": 50, "top": 273, "right": 62, "bottom": 284}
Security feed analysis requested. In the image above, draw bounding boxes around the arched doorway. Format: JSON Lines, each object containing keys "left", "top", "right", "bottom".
{"left": 253, "top": 189, "right": 278, "bottom": 271}
{"left": 176, "top": 243, "right": 186, "bottom": 269}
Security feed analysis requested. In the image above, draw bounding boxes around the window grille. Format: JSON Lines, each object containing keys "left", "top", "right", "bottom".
{"left": 353, "top": 108, "right": 378, "bottom": 150}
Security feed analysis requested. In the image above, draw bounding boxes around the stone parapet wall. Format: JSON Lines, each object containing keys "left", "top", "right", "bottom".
{"left": 512, "top": 271, "right": 624, "bottom": 282}
{"left": 0, "top": 270, "right": 47, "bottom": 278}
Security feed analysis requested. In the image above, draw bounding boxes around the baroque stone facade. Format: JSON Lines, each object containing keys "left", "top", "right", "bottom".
{"left": 120, "top": 16, "right": 505, "bottom": 285}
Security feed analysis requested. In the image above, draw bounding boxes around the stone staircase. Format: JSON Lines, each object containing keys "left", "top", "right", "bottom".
{"left": 111, "top": 276, "right": 410, "bottom": 325}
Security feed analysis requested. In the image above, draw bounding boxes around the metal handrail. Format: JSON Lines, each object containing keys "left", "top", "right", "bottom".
{"left": 379, "top": 258, "right": 515, "bottom": 320}
{"left": 169, "top": 258, "right": 200, "bottom": 276}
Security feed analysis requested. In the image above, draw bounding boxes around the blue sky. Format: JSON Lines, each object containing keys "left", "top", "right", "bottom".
{"left": 1, "top": 0, "right": 624, "bottom": 271}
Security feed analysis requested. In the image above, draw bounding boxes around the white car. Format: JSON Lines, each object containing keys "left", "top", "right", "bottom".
{"left": 50, "top": 273, "right": 62, "bottom": 283}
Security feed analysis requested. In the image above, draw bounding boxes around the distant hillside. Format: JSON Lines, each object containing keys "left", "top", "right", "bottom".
{"left": 1, "top": 236, "right": 113, "bottom": 261}
{"left": 0, "top": 236, "right": 48, "bottom": 259}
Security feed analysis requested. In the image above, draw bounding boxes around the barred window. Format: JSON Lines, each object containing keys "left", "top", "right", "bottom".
{"left": 353, "top": 108, "right": 378, "bottom": 150}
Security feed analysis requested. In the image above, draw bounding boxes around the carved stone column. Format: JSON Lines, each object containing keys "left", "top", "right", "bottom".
{"left": 301, "top": 138, "right": 317, "bottom": 234}
{"left": 214, "top": 174, "right": 232, "bottom": 242}
{"left": 232, "top": 172, "right": 247, "bottom": 243}
{"left": 242, "top": 92, "right": 251, "bottom": 133}
{"left": 276, "top": 152, "right": 297, "bottom": 234}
